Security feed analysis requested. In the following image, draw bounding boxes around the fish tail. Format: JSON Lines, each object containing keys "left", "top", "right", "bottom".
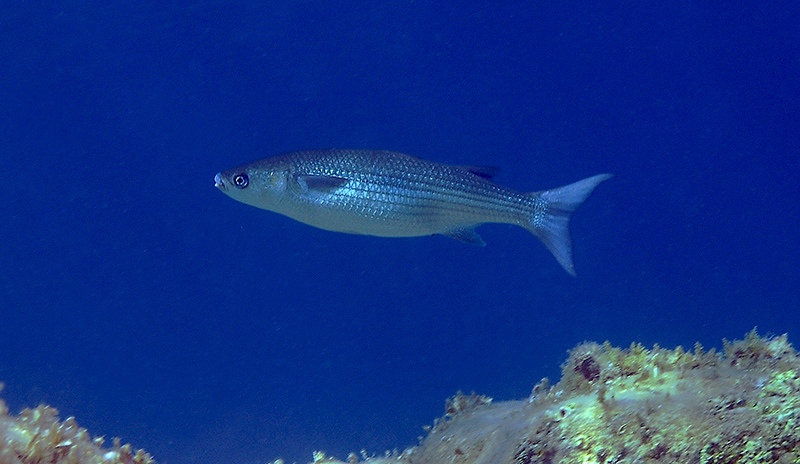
{"left": 525, "top": 174, "right": 613, "bottom": 276}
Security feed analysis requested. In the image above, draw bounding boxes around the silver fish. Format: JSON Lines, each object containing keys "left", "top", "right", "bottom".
{"left": 215, "top": 149, "right": 611, "bottom": 275}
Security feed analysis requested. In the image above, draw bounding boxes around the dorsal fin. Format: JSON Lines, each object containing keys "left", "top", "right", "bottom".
{"left": 456, "top": 165, "right": 500, "bottom": 179}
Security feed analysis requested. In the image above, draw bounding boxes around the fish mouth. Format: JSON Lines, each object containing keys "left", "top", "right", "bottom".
{"left": 214, "top": 172, "right": 227, "bottom": 191}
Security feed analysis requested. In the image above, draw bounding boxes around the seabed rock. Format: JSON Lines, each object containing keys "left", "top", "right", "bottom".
{"left": 306, "top": 330, "right": 800, "bottom": 464}
{"left": 0, "top": 390, "right": 153, "bottom": 464}
{"left": 3, "top": 330, "right": 798, "bottom": 464}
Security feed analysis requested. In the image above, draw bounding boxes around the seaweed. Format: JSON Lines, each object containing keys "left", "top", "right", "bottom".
{"left": 294, "top": 330, "right": 800, "bottom": 464}
{"left": 0, "top": 386, "right": 153, "bottom": 464}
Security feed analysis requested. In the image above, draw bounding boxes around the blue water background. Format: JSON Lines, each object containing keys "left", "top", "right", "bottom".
{"left": 1, "top": 2, "right": 798, "bottom": 463}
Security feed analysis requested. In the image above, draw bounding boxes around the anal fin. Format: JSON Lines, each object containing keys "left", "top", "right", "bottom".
{"left": 440, "top": 226, "right": 486, "bottom": 246}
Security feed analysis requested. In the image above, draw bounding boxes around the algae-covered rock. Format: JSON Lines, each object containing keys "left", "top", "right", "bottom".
{"left": 0, "top": 387, "right": 154, "bottom": 464}
{"left": 4, "top": 331, "right": 798, "bottom": 464}
{"left": 303, "top": 330, "right": 800, "bottom": 464}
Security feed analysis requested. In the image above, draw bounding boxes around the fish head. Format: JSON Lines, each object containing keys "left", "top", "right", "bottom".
{"left": 214, "top": 159, "right": 290, "bottom": 211}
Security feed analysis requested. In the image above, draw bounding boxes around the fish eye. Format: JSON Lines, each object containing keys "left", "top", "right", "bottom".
{"left": 233, "top": 173, "right": 249, "bottom": 189}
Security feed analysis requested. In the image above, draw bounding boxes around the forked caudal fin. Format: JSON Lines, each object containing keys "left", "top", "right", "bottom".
{"left": 527, "top": 174, "right": 613, "bottom": 276}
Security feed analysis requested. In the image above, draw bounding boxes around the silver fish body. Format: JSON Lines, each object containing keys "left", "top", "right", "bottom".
{"left": 215, "top": 149, "right": 611, "bottom": 275}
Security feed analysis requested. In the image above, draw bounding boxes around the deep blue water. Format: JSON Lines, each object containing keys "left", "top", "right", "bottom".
{"left": 1, "top": 2, "right": 798, "bottom": 463}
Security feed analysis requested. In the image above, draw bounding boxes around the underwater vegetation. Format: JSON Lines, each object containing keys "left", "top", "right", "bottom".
{"left": 0, "top": 387, "right": 153, "bottom": 464}
{"left": 308, "top": 330, "right": 800, "bottom": 464}
{"left": 2, "top": 330, "right": 799, "bottom": 464}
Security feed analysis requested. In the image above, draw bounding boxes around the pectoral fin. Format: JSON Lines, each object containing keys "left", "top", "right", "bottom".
{"left": 295, "top": 175, "right": 350, "bottom": 194}
{"left": 440, "top": 226, "right": 486, "bottom": 246}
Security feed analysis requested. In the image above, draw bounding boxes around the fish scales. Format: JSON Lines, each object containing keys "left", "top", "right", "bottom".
{"left": 328, "top": 169, "right": 520, "bottom": 225}
{"left": 287, "top": 152, "right": 523, "bottom": 226}
{"left": 215, "top": 149, "right": 611, "bottom": 275}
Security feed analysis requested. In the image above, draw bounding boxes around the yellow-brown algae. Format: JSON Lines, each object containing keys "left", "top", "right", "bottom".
{"left": 0, "top": 387, "right": 154, "bottom": 464}
{"left": 296, "top": 330, "right": 800, "bottom": 464}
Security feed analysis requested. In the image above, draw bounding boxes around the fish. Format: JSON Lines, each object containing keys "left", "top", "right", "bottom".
{"left": 214, "top": 149, "right": 611, "bottom": 275}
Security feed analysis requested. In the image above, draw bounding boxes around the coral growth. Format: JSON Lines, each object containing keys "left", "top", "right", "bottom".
{"left": 0, "top": 387, "right": 154, "bottom": 464}
{"left": 296, "top": 330, "right": 800, "bottom": 464}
